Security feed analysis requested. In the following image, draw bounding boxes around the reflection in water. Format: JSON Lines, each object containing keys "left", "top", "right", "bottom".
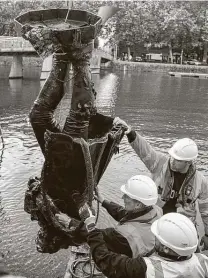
{"left": 0, "top": 193, "right": 9, "bottom": 261}
{"left": 0, "top": 66, "right": 208, "bottom": 277}
{"left": 0, "top": 194, "right": 6, "bottom": 225}
{"left": 9, "top": 79, "right": 23, "bottom": 96}
{"left": 0, "top": 124, "right": 5, "bottom": 173}
{"left": 93, "top": 72, "right": 119, "bottom": 116}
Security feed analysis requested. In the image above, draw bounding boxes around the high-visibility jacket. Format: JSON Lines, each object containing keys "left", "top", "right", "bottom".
{"left": 115, "top": 206, "right": 162, "bottom": 257}
{"left": 144, "top": 253, "right": 208, "bottom": 278}
{"left": 130, "top": 132, "right": 208, "bottom": 235}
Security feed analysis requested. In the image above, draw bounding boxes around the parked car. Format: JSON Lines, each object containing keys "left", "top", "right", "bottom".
{"left": 184, "top": 59, "right": 202, "bottom": 65}
{"left": 135, "top": 56, "right": 142, "bottom": 62}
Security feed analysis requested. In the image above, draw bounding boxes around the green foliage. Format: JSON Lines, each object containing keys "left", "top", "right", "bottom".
{"left": 0, "top": 0, "right": 207, "bottom": 57}
{"left": 0, "top": 0, "right": 66, "bottom": 35}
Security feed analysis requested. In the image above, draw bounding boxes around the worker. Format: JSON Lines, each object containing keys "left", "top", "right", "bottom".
{"left": 80, "top": 206, "right": 208, "bottom": 278}
{"left": 56, "top": 175, "right": 161, "bottom": 257}
{"left": 94, "top": 174, "right": 162, "bottom": 257}
{"left": 113, "top": 117, "right": 208, "bottom": 249}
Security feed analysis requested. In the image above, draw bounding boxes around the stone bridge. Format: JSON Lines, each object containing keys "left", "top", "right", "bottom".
{"left": 0, "top": 36, "right": 113, "bottom": 78}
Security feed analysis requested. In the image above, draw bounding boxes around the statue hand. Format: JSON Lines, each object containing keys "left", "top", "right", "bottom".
{"left": 55, "top": 212, "right": 71, "bottom": 228}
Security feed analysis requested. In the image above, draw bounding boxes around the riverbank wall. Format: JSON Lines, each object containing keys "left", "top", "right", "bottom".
{"left": 0, "top": 56, "right": 41, "bottom": 67}
{"left": 1, "top": 56, "right": 208, "bottom": 74}
{"left": 112, "top": 60, "right": 208, "bottom": 73}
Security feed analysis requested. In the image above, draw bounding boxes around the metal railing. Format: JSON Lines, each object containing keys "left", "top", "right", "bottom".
{"left": 0, "top": 36, "right": 113, "bottom": 60}
{"left": 0, "top": 36, "right": 33, "bottom": 52}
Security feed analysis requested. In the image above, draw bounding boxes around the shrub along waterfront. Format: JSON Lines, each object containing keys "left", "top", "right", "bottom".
{"left": 112, "top": 60, "right": 208, "bottom": 74}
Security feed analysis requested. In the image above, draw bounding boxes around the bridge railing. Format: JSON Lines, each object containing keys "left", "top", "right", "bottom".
{"left": 0, "top": 36, "right": 34, "bottom": 52}
{"left": 0, "top": 36, "right": 114, "bottom": 60}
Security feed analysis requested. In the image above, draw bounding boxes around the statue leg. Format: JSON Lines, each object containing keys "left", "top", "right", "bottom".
{"left": 29, "top": 53, "right": 69, "bottom": 154}
{"left": 63, "top": 42, "right": 96, "bottom": 140}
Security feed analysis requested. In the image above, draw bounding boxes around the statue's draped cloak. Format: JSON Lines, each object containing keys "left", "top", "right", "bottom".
{"left": 25, "top": 121, "right": 124, "bottom": 253}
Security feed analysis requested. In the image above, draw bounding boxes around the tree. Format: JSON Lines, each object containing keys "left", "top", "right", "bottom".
{"left": 97, "top": 1, "right": 206, "bottom": 62}
{"left": 100, "top": 1, "right": 160, "bottom": 59}
{"left": 191, "top": 1, "right": 208, "bottom": 62}
{"left": 0, "top": 0, "right": 207, "bottom": 61}
{"left": 0, "top": 0, "right": 66, "bottom": 36}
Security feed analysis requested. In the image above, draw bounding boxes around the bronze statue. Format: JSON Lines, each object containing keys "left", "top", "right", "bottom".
{"left": 15, "top": 6, "right": 124, "bottom": 253}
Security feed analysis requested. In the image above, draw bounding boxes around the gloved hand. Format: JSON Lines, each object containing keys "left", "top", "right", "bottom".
{"left": 94, "top": 188, "right": 105, "bottom": 204}
{"left": 113, "top": 117, "right": 131, "bottom": 134}
{"left": 79, "top": 203, "right": 96, "bottom": 232}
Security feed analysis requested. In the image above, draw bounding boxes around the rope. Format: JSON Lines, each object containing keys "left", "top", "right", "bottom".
{"left": 80, "top": 138, "right": 94, "bottom": 206}
{"left": 68, "top": 252, "right": 103, "bottom": 278}
{"left": 94, "top": 195, "right": 100, "bottom": 226}
{"left": 66, "top": 186, "right": 101, "bottom": 277}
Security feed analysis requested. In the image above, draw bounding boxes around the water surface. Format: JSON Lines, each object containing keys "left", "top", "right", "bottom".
{"left": 0, "top": 66, "right": 208, "bottom": 277}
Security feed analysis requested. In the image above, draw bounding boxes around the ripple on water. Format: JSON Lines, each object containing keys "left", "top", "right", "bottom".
{"left": 0, "top": 69, "right": 208, "bottom": 277}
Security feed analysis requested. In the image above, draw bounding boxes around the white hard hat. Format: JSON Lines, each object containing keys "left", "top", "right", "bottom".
{"left": 120, "top": 175, "right": 158, "bottom": 206}
{"left": 168, "top": 138, "right": 198, "bottom": 161}
{"left": 151, "top": 213, "right": 198, "bottom": 256}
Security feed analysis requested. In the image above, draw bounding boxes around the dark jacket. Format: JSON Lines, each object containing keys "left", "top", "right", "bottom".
{"left": 78, "top": 201, "right": 155, "bottom": 257}
{"left": 101, "top": 201, "right": 159, "bottom": 257}
{"left": 79, "top": 201, "right": 157, "bottom": 258}
{"left": 88, "top": 229, "right": 208, "bottom": 278}
{"left": 77, "top": 201, "right": 132, "bottom": 256}
{"left": 87, "top": 228, "right": 147, "bottom": 278}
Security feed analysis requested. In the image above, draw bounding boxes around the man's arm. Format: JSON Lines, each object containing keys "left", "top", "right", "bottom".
{"left": 101, "top": 227, "right": 133, "bottom": 257}
{"left": 127, "top": 131, "right": 166, "bottom": 174}
{"left": 88, "top": 229, "right": 147, "bottom": 278}
{"left": 95, "top": 189, "right": 127, "bottom": 221}
{"left": 113, "top": 117, "right": 166, "bottom": 174}
{"left": 102, "top": 200, "right": 127, "bottom": 221}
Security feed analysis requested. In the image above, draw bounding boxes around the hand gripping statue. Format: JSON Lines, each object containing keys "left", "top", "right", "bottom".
{"left": 15, "top": 6, "right": 124, "bottom": 253}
